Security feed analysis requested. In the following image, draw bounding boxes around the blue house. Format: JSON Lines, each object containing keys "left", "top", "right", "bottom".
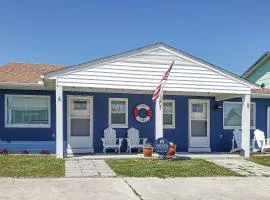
{"left": 0, "top": 43, "right": 268, "bottom": 158}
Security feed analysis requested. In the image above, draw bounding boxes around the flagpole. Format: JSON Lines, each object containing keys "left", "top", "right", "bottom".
{"left": 155, "top": 61, "right": 174, "bottom": 140}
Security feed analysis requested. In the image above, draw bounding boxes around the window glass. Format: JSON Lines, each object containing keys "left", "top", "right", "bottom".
{"left": 110, "top": 99, "right": 127, "bottom": 127}
{"left": 223, "top": 102, "right": 255, "bottom": 129}
{"left": 192, "top": 104, "right": 203, "bottom": 113}
{"left": 73, "top": 101, "right": 87, "bottom": 110}
{"left": 6, "top": 95, "right": 50, "bottom": 126}
{"left": 163, "top": 101, "right": 175, "bottom": 128}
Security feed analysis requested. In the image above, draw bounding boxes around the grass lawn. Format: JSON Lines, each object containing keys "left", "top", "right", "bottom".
{"left": 0, "top": 155, "right": 64, "bottom": 177}
{"left": 249, "top": 156, "right": 270, "bottom": 167}
{"left": 106, "top": 158, "right": 241, "bottom": 178}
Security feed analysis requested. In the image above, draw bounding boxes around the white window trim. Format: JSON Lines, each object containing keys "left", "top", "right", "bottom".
{"left": 109, "top": 98, "right": 128, "bottom": 128}
{"left": 5, "top": 94, "right": 51, "bottom": 128}
{"left": 223, "top": 101, "right": 256, "bottom": 130}
{"left": 163, "top": 100, "right": 175, "bottom": 129}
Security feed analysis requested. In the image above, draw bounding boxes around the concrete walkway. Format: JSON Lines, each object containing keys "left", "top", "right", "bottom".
{"left": 125, "top": 177, "right": 270, "bottom": 200}
{"left": 207, "top": 158, "right": 270, "bottom": 176}
{"left": 65, "top": 159, "right": 116, "bottom": 177}
{"left": 0, "top": 178, "right": 138, "bottom": 200}
{"left": 1, "top": 177, "right": 270, "bottom": 200}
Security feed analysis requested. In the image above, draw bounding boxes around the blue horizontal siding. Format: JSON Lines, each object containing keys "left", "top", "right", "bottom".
{"left": 0, "top": 89, "right": 56, "bottom": 142}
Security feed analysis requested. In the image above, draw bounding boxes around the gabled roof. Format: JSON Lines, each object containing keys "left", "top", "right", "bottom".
{"left": 242, "top": 51, "right": 270, "bottom": 78}
{"left": 44, "top": 42, "right": 258, "bottom": 88}
{"left": 0, "top": 62, "right": 65, "bottom": 84}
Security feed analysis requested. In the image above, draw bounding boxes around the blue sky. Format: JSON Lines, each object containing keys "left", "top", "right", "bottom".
{"left": 0, "top": 0, "right": 269, "bottom": 75}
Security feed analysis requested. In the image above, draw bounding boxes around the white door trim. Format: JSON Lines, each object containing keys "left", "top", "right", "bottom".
{"left": 267, "top": 106, "right": 270, "bottom": 138}
{"left": 67, "top": 95, "right": 94, "bottom": 154}
{"left": 188, "top": 99, "right": 211, "bottom": 152}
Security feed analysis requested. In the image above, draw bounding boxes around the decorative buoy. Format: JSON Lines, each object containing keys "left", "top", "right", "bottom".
{"left": 134, "top": 104, "right": 152, "bottom": 123}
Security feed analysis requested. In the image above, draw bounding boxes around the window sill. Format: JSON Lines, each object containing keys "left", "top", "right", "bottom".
{"left": 5, "top": 124, "right": 51, "bottom": 128}
{"left": 223, "top": 126, "right": 256, "bottom": 130}
{"left": 164, "top": 126, "right": 175, "bottom": 129}
{"left": 110, "top": 124, "right": 128, "bottom": 129}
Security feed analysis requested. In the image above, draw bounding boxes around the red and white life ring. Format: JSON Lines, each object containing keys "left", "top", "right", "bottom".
{"left": 134, "top": 104, "right": 152, "bottom": 123}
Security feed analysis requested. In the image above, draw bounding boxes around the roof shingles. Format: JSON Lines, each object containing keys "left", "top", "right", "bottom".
{"left": 0, "top": 63, "right": 65, "bottom": 84}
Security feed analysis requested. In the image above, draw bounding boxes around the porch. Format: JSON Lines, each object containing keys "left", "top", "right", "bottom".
{"left": 41, "top": 43, "right": 258, "bottom": 158}
{"left": 53, "top": 88, "right": 253, "bottom": 158}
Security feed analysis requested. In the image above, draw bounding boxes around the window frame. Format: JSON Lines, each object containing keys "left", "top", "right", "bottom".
{"left": 5, "top": 94, "right": 51, "bottom": 128}
{"left": 108, "top": 98, "right": 128, "bottom": 128}
{"left": 163, "top": 100, "right": 175, "bottom": 129}
{"left": 223, "top": 101, "right": 256, "bottom": 130}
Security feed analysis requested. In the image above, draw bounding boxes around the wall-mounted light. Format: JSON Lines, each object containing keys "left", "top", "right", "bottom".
{"left": 215, "top": 103, "right": 223, "bottom": 111}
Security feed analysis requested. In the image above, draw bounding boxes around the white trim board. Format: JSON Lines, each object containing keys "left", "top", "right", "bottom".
{"left": 267, "top": 106, "right": 270, "bottom": 138}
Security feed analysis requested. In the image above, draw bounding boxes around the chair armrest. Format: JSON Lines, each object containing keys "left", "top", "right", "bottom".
{"left": 118, "top": 138, "right": 124, "bottom": 145}
{"left": 141, "top": 138, "right": 148, "bottom": 145}
{"left": 266, "top": 139, "right": 270, "bottom": 146}
{"left": 126, "top": 138, "right": 131, "bottom": 146}
{"left": 251, "top": 139, "right": 255, "bottom": 149}
{"left": 101, "top": 138, "right": 105, "bottom": 145}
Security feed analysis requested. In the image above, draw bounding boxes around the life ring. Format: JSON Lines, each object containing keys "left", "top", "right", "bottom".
{"left": 134, "top": 104, "right": 152, "bottom": 123}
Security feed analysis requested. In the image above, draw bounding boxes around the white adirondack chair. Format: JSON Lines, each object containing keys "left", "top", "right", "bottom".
{"left": 252, "top": 129, "right": 270, "bottom": 153}
{"left": 126, "top": 127, "right": 147, "bottom": 154}
{"left": 101, "top": 127, "right": 123, "bottom": 154}
{"left": 231, "top": 129, "right": 242, "bottom": 153}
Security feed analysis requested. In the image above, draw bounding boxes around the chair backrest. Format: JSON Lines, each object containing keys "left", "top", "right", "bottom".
{"left": 254, "top": 129, "right": 265, "bottom": 148}
{"left": 104, "top": 127, "right": 117, "bottom": 145}
{"left": 127, "top": 127, "right": 140, "bottom": 145}
{"left": 233, "top": 129, "right": 242, "bottom": 148}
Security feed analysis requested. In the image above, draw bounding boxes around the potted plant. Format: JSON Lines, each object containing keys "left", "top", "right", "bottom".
{"left": 0, "top": 148, "right": 9, "bottom": 156}
{"left": 143, "top": 144, "right": 153, "bottom": 157}
{"left": 20, "top": 149, "right": 30, "bottom": 154}
{"left": 167, "top": 143, "right": 176, "bottom": 157}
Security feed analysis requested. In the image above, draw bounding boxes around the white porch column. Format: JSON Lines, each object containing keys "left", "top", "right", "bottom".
{"left": 241, "top": 94, "right": 251, "bottom": 157}
{"left": 56, "top": 85, "right": 64, "bottom": 159}
{"left": 155, "top": 95, "right": 163, "bottom": 139}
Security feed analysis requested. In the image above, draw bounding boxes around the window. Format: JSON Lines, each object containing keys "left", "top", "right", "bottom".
{"left": 5, "top": 95, "right": 50, "bottom": 128}
{"left": 163, "top": 100, "right": 175, "bottom": 128}
{"left": 109, "top": 98, "right": 128, "bottom": 128}
{"left": 223, "top": 102, "right": 256, "bottom": 129}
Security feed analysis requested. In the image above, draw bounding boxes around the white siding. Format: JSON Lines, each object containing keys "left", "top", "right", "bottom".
{"left": 56, "top": 48, "right": 251, "bottom": 94}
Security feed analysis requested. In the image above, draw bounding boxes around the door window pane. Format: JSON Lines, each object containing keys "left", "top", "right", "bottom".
{"left": 73, "top": 101, "right": 87, "bottom": 110}
{"left": 192, "top": 104, "right": 203, "bottom": 113}
{"left": 71, "top": 119, "right": 90, "bottom": 136}
{"left": 191, "top": 103, "right": 206, "bottom": 120}
{"left": 191, "top": 121, "right": 207, "bottom": 137}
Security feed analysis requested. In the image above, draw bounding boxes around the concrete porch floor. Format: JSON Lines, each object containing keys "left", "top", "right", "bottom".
{"left": 65, "top": 152, "right": 243, "bottom": 160}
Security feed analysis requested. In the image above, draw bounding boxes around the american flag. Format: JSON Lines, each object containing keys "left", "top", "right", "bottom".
{"left": 152, "top": 61, "right": 174, "bottom": 102}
